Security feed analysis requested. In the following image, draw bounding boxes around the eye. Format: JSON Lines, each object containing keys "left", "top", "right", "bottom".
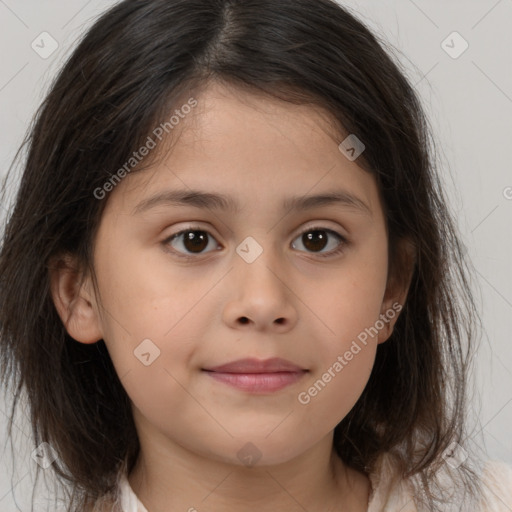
{"left": 291, "top": 226, "right": 348, "bottom": 258}
{"left": 162, "top": 225, "right": 348, "bottom": 260}
{"left": 163, "top": 226, "right": 220, "bottom": 258}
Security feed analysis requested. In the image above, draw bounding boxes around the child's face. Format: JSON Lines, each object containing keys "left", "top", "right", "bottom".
{"left": 62, "top": 82, "right": 405, "bottom": 467}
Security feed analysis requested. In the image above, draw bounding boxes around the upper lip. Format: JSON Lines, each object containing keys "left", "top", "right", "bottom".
{"left": 203, "top": 357, "right": 306, "bottom": 373}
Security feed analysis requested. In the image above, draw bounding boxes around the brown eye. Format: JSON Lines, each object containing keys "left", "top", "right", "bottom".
{"left": 164, "top": 228, "right": 219, "bottom": 257}
{"left": 180, "top": 230, "right": 209, "bottom": 253}
{"left": 291, "top": 227, "right": 347, "bottom": 258}
{"left": 302, "top": 230, "right": 328, "bottom": 252}
{"left": 163, "top": 225, "right": 347, "bottom": 260}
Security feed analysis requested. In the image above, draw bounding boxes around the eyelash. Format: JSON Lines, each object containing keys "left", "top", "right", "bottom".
{"left": 162, "top": 225, "right": 348, "bottom": 260}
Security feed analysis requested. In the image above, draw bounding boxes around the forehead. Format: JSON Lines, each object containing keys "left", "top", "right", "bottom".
{"left": 176, "top": 81, "right": 347, "bottom": 154}
{"left": 107, "top": 81, "right": 381, "bottom": 219}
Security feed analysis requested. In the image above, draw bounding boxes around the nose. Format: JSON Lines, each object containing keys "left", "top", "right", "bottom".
{"left": 222, "top": 251, "right": 298, "bottom": 332}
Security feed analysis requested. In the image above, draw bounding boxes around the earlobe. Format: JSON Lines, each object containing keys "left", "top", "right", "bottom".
{"left": 48, "top": 253, "right": 103, "bottom": 344}
{"left": 377, "top": 301, "right": 402, "bottom": 344}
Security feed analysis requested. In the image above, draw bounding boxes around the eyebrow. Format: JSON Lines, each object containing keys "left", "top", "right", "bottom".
{"left": 132, "top": 188, "right": 371, "bottom": 216}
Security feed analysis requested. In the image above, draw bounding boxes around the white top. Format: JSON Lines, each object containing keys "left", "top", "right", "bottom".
{"left": 116, "top": 453, "right": 512, "bottom": 511}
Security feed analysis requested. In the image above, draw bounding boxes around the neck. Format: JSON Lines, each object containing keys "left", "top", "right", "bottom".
{"left": 127, "top": 434, "right": 369, "bottom": 512}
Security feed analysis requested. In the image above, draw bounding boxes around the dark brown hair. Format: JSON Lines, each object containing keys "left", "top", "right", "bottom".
{"left": 0, "top": 0, "right": 491, "bottom": 510}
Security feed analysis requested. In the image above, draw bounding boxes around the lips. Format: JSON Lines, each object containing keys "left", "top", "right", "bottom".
{"left": 203, "top": 357, "right": 305, "bottom": 373}
{"left": 202, "top": 357, "right": 308, "bottom": 393}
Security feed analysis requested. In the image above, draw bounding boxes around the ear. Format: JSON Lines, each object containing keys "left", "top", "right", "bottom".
{"left": 378, "top": 237, "right": 416, "bottom": 344}
{"left": 49, "top": 253, "right": 103, "bottom": 344}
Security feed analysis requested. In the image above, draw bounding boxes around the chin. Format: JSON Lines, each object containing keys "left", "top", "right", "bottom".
{"left": 211, "top": 435, "right": 313, "bottom": 469}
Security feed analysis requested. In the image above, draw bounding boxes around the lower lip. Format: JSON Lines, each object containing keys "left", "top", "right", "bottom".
{"left": 203, "top": 371, "right": 307, "bottom": 393}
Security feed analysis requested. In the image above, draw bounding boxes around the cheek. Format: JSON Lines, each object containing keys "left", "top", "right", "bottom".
{"left": 296, "top": 346, "right": 375, "bottom": 435}
{"left": 296, "top": 271, "right": 385, "bottom": 429}
{"left": 309, "top": 247, "right": 388, "bottom": 353}
{"left": 295, "top": 237, "right": 388, "bottom": 423}
{"left": 93, "top": 245, "right": 210, "bottom": 384}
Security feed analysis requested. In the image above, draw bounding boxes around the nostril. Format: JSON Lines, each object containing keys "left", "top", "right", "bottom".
{"left": 239, "top": 317, "right": 249, "bottom": 324}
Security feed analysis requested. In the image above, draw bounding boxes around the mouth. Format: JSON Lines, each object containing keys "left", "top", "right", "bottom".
{"left": 202, "top": 357, "right": 308, "bottom": 393}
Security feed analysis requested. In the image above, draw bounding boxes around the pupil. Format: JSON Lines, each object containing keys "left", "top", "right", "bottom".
{"left": 184, "top": 231, "right": 208, "bottom": 253}
{"left": 304, "top": 230, "right": 327, "bottom": 252}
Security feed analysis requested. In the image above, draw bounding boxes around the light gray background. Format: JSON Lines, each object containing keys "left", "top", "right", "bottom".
{"left": 1, "top": 1, "right": 511, "bottom": 510}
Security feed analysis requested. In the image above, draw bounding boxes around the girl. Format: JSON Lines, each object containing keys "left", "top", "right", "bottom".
{"left": 1, "top": 0, "right": 511, "bottom": 511}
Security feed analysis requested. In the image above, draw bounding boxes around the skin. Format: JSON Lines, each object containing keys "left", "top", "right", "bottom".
{"left": 51, "top": 81, "right": 413, "bottom": 512}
